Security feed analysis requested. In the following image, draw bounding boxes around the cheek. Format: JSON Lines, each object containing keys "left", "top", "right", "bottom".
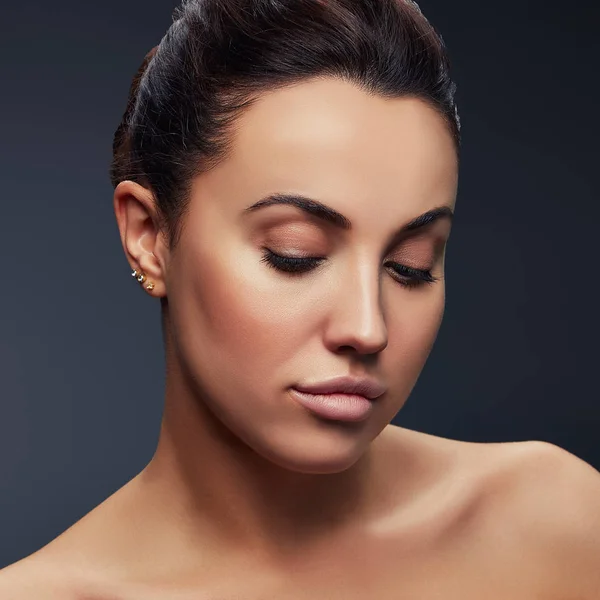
{"left": 410, "top": 287, "right": 445, "bottom": 351}
{"left": 410, "top": 285, "right": 445, "bottom": 346}
{"left": 176, "top": 241, "right": 307, "bottom": 375}
{"left": 384, "top": 286, "right": 445, "bottom": 389}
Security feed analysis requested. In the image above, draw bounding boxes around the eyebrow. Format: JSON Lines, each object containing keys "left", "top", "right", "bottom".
{"left": 243, "top": 192, "right": 454, "bottom": 241}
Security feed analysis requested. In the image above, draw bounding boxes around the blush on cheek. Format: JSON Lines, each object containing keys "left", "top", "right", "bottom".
{"left": 395, "top": 289, "right": 445, "bottom": 359}
{"left": 382, "top": 296, "right": 445, "bottom": 409}
{"left": 184, "top": 248, "right": 291, "bottom": 367}
{"left": 414, "top": 294, "right": 445, "bottom": 354}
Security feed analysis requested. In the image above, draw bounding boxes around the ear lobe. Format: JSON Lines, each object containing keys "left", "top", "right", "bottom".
{"left": 114, "top": 181, "right": 167, "bottom": 297}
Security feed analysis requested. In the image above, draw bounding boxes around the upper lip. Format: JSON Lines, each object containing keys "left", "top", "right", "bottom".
{"left": 293, "top": 375, "right": 387, "bottom": 400}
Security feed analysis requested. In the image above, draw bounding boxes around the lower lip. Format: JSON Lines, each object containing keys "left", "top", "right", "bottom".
{"left": 289, "top": 388, "right": 374, "bottom": 422}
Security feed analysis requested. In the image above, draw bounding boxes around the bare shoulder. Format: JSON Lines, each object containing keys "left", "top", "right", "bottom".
{"left": 479, "top": 439, "right": 600, "bottom": 599}
{"left": 0, "top": 555, "right": 80, "bottom": 599}
{"left": 0, "top": 475, "right": 148, "bottom": 599}
{"left": 0, "top": 554, "right": 127, "bottom": 600}
{"left": 390, "top": 428, "right": 600, "bottom": 597}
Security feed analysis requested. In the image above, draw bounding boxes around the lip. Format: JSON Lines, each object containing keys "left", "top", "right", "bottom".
{"left": 289, "top": 389, "right": 374, "bottom": 422}
{"left": 292, "top": 375, "right": 387, "bottom": 400}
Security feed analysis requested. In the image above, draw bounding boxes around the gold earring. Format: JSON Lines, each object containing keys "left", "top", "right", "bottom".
{"left": 131, "top": 269, "right": 155, "bottom": 293}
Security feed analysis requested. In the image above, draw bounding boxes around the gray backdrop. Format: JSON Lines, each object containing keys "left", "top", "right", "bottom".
{"left": 1, "top": 0, "right": 598, "bottom": 567}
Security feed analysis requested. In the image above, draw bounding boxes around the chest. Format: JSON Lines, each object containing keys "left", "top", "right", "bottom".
{"left": 95, "top": 531, "right": 553, "bottom": 600}
{"left": 247, "top": 538, "right": 550, "bottom": 600}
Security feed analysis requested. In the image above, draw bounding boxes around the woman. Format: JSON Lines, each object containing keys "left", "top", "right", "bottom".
{"left": 2, "top": 0, "right": 599, "bottom": 597}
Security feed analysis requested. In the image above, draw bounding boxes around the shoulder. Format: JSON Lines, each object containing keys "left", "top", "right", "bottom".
{"left": 485, "top": 440, "right": 600, "bottom": 599}
{"left": 0, "top": 557, "right": 73, "bottom": 599}
{"left": 0, "top": 554, "right": 103, "bottom": 600}
{"left": 0, "top": 478, "right": 145, "bottom": 599}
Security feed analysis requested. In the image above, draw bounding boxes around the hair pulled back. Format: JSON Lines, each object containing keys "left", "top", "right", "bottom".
{"left": 110, "top": 0, "right": 461, "bottom": 250}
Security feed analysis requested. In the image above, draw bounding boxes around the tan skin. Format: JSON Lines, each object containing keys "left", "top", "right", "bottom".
{"left": 2, "top": 77, "right": 600, "bottom": 599}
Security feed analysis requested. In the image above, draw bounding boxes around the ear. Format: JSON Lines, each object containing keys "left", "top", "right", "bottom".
{"left": 113, "top": 180, "right": 168, "bottom": 297}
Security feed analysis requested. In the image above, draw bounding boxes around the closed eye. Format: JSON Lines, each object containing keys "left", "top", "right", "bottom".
{"left": 260, "top": 249, "right": 440, "bottom": 290}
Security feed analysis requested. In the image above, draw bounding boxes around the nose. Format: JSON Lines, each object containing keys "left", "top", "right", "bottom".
{"left": 324, "top": 261, "right": 389, "bottom": 356}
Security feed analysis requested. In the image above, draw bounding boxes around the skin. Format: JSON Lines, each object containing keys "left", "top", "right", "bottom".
{"left": 2, "top": 77, "right": 600, "bottom": 599}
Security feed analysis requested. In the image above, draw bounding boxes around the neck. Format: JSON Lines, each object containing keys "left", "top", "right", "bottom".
{"left": 139, "top": 357, "right": 382, "bottom": 566}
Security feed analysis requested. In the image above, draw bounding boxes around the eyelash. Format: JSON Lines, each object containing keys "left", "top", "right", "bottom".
{"left": 260, "top": 249, "right": 440, "bottom": 289}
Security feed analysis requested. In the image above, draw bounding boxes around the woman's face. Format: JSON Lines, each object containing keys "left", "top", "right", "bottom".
{"left": 164, "top": 77, "right": 458, "bottom": 473}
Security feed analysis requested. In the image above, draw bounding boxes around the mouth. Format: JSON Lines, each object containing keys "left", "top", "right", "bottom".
{"left": 289, "top": 388, "right": 375, "bottom": 422}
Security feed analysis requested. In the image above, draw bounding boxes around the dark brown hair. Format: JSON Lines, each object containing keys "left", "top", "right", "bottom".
{"left": 110, "top": 0, "right": 461, "bottom": 250}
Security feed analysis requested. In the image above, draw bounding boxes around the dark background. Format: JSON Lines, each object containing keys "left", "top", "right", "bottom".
{"left": 1, "top": 0, "right": 598, "bottom": 568}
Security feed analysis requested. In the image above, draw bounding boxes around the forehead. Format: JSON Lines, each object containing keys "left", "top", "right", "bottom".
{"left": 198, "top": 77, "right": 458, "bottom": 221}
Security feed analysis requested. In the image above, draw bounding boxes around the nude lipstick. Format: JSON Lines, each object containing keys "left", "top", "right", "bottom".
{"left": 290, "top": 375, "right": 386, "bottom": 422}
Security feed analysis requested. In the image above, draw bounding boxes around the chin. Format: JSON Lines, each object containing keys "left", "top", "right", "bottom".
{"left": 250, "top": 422, "right": 374, "bottom": 475}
